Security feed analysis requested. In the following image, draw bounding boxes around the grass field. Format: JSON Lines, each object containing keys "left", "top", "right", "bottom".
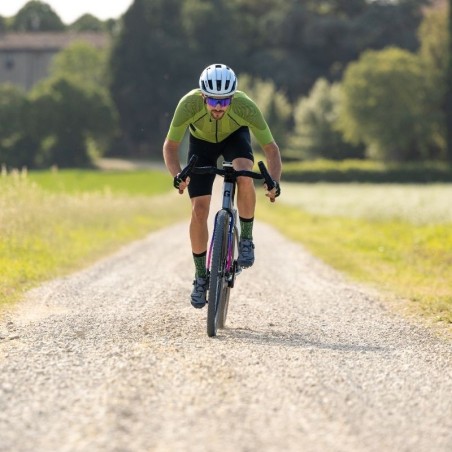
{"left": 0, "top": 170, "right": 189, "bottom": 307}
{"left": 27, "top": 169, "right": 172, "bottom": 195}
{"left": 257, "top": 182, "right": 452, "bottom": 324}
{"left": 2, "top": 169, "right": 451, "bottom": 326}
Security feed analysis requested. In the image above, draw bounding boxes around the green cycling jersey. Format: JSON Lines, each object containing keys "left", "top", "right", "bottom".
{"left": 167, "top": 89, "right": 274, "bottom": 146}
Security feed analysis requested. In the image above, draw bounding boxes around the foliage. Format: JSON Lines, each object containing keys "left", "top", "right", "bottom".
{"left": 0, "top": 84, "right": 26, "bottom": 149}
{"left": 237, "top": 75, "right": 292, "bottom": 150}
{"left": 29, "top": 75, "right": 117, "bottom": 167}
{"left": 419, "top": 8, "right": 448, "bottom": 76}
{"left": 110, "top": 0, "right": 194, "bottom": 157}
{"left": 289, "top": 78, "right": 363, "bottom": 160}
{"left": 446, "top": 0, "right": 452, "bottom": 163}
{"left": 337, "top": 47, "right": 435, "bottom": 162}
{"left": 12, "top": 0, "right": 65, "bottom": 31}
{"left": 0, "top": 41, "right": 118, "bottom": 169}
{"left": 108, "top": 0, "right": 430, "bottom": 157}
{"left": 2, "top": 0, "right": 438, "bottom": 164}
{"left": 69, "top": 14, "right": 105, "bottom": 32}
{"left": 0, "top": 84, "right": 39, "bottom": 168}
{"left": 50, "top": 41, "right": 111, "bottom": 88}
{"left": 418, "top": 8, "right": 448, "bottom": 157}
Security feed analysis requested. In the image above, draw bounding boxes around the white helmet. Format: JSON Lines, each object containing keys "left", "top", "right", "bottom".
{"left": 199, "top": 64, "right": 237, "bottom": 98}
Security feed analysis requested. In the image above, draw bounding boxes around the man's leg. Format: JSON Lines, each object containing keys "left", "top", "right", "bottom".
{"left": 190, "top": 194, "right": 211, "bottom": 308}
{"left": 233, "top": 158, "right": 257, "bottom": 268}
{"left": 190, "top": 195, "right": 211, "bottom": 262}
{"left": 233, "top": 157, "right": 256, "bottom": 218}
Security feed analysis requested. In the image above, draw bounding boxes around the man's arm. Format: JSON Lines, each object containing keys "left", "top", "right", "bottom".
{"left": 262, "top": 141, "right": 282, "bottom": 182}
{"left": 163, "top": 138, "right": 182, "bottom": 177}
{"left": 163, "top": 138, "right": 189, "bottom": 194}
{"left": 261, "top": 141, "right": 282, "bottom": 202}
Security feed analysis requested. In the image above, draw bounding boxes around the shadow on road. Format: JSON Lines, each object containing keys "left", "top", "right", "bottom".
{"left": 216, "top": 327, "right": 387, "bottom": 353}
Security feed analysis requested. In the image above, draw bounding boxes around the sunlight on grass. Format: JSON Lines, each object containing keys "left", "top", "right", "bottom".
{"left": 0, "top": 175, "right": 189, "bottom": 307}
{"left": 257, "top": 183, "right": 452, "bottom": 324}
{"left": 280, "top": 183, "right": 452, "bottom": 225}
{"left": 27, "top": 169, "right": 172, "bottom": 195}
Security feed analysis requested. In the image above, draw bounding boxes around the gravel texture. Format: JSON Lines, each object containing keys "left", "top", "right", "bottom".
{"left": 0, "top": 219, "right": 451, "bottom": 452}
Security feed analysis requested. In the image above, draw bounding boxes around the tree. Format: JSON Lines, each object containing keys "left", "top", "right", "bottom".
{"left": 29, "top": 76, "right": 117, "bottom": 167}
{"left": 12, "top": 1, "right": 65, "bottom": 31}
{"left": 237, "top": 75, "right": 292, "bottom": 152}
{"left": 69, "top": 14, "right": 105, "bottom": 32}
{"left": 337, "top": 47, "right": 432, "bottom": 162}
{"left": 50, "top": 41, "right": 110, "bottom": 87}
{"left": 181, "top": 0, "right": 244, "bottom": 66}
{"left": 110, "top": 0, "right": 192, "bottom": 157}
{"left": 106, "top": 0, "right": 434, "bottom": 158}
{"left": 289, "top": 79, "right": 363, "bottom": 160}
{"left": 0, "top": 84, "right": 38, "bottom": 168}
{"left": 418, "top": 7, "right": 448, "bottom": 159}
{"left": 447, "top": 0, "right": 452, "bottom": 163}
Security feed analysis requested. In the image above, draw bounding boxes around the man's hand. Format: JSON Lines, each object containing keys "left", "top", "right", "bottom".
{"left": 264, "top": 180, "right": 281, "bottom": 203}
{"left": 174, "top": 174, "right": 190, "bottom": 194}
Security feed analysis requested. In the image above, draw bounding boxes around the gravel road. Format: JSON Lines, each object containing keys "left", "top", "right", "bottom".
{"left": 0, "top": 218, "right": 451, "bottom": 452}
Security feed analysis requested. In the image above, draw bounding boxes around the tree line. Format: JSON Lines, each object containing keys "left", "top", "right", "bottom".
{"left": 0, "top": 0, "right": 450, "bottom": 168}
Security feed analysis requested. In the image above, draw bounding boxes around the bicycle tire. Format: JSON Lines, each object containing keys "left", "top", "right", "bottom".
{"left": 207, "top": 210, "right": 229, "bottom": 337}
{"left": 218, "top": 223, "right": 238, "bottom": 328}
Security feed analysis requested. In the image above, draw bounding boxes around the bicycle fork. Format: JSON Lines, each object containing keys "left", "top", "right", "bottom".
{"left": 207, "top": 210, "right": 239, "bottom": 287}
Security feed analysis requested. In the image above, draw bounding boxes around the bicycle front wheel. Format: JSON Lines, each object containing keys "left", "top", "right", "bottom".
{"left": 218, "top": 222, "right": 238, "bottom": 329}
{"left": 207, "top": 210, "right": 230, "bottom": 337}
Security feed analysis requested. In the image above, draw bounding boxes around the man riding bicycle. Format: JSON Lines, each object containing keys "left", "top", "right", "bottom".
{"left": 163, "top": 64, "right": 282, "bottom": 309}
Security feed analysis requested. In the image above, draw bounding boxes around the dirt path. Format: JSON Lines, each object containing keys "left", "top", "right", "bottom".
{"left": 0, "top": 220, "right": 451, "bottom": 452}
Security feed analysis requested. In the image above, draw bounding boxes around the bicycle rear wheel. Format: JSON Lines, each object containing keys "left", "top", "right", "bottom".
{"left": 207, "top": 210, "right": 230, "bottom": 337}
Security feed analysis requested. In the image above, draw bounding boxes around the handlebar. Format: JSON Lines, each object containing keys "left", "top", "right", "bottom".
{"left": 180, "top": 155, "right": 275, "bottom": 191}
{"left": 178, "top": 154, "right": 199, "bottom": 182}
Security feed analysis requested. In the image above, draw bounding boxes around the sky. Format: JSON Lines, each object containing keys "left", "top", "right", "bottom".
{"left": 0, "top": 1, "right": 134, "bottom": 24}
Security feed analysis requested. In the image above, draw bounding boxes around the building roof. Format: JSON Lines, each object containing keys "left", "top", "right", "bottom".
{"left": 0, "top": 32, "right": 109, "bottom": 52}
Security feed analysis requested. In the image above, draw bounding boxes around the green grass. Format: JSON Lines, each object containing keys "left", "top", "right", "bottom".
{"left": 280, "top": 158, "right": 452, "bottom": 183}
{"left": 257, "top": 183, "right": 452, "bottom": 324}
{"left": 3, "top": 169, "right": 452, "bottom": 326}
{"left": 27, "top": 169, "right": 172, "bottom": 195}
{"left": 0, "top": 170, "right": 189, "bottom": 307}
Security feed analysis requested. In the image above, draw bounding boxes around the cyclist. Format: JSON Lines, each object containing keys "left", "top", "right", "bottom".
{"left": 163, "top": 63, "right": 282, "bottom": 309}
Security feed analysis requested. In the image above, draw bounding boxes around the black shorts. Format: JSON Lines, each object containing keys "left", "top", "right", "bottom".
{"left": 187, "top": 126, "right": 254, "bottom": 198}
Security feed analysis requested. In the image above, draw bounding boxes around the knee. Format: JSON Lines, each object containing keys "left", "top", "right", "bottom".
{"left": 192, "top": 201, "right": 210, "bottom": 223}
{"left": 237, "top": 176, "right": 254, "bottom": 191}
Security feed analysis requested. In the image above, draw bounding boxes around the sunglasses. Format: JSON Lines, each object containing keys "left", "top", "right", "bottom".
{"left": 205, "top": 96, "right": 232, "bottom": 108}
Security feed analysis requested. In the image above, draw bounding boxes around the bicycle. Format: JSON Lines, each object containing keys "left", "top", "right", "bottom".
{"left": 179, "top": 155, "right": 275, "bottom": 337}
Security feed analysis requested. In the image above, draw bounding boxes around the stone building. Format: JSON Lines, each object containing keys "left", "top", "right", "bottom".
{"left": 0, "top": 32, "right": 108, "bottom": 91}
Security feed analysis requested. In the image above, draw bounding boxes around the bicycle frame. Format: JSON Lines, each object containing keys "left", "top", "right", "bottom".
{"left": 207, "top": 162, "right": 239, "bottom": 280}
